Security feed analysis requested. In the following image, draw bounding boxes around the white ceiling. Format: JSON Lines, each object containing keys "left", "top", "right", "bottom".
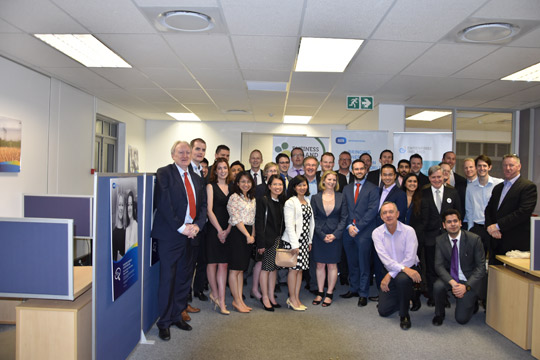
{"left": 1, "top": 0, "right": 540, "bottom": 125}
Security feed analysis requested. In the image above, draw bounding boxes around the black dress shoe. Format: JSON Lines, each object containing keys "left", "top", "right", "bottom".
{"left": 473, "top": 300, "right": 479, "bottom": 314}
{"left": 410, "top": 299, "right": 421, "bottom": 312}
{"left": 194, "top": 291, "right": 208, "bottom": 301}
{"left": 400, "top": 316, "right": 411, "bottom": 330}
{"left": 445, "top": 297, "right": 451, "bottom": 308}
{"left": 340, "top": 291, "right": 359, "bottom": 299}
{"left": 260, "top": 299, "right": 275, "bottom": 312}
{"left": 432, "top": 315, "right": 444, "bottom": 326}
{"left": 358, "top": 297, "right": 368, "bottom": 307}
{"left": 427, "top": 298, "right": 435, "bottom": 307}
{"left": 340, "top": 277, "right": 349, "bottom": 286}
{"left": 173, "top": 320, "right": 192, "bottom": 331}
{"left": 158, "top": 327, "right": 170, "bottom": 341}
{"left": 368, "top": 296, "right": 379, "bottom": 302}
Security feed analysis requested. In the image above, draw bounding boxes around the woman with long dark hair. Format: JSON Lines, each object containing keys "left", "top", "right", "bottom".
{"left": 226, "top": 171, "right": 256, "bottom": 313}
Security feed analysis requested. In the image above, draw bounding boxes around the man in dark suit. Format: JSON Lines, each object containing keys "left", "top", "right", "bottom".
{"left": 249, "top": 149, "right": 264, "bottom": 186}
{"left": 367, "top": 149, "right": 394, "bottom": 187}
{"left": 276, "top": 153, "right": 292, "bottom": 189}
{"left": 338, "top": 151, "right": 354, "bottom": 185}
{"left": 316, "top": 152, "right": 347, "bottom": 193}
{"left": 419, "top": 165, "right": 461, "bottom": 304}
{"left": 485, "top": 154, "right": 538, "bottom": 263}
{"left": 443, "top": 151, "right": 467, "bottom": 211}
{"left": 432, "top": 209, "right": 485, "bottom": 326}
{"left": 341, "top": 159, "right": 380, "bottom": 306}
{"left": 152, "top": 141, "right": 207, "bottom": 341}
{"left": 409, "top": 153, "right": 429, "bottom": 189}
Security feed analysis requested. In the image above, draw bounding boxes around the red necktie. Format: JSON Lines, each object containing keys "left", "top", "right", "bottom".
{"left": 184, "top": 172, "right": 196, "bottom": 220}
{"left": 354, "top": 183, "right": 361, "bottom": 204}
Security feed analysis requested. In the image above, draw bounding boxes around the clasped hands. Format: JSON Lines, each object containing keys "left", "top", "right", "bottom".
{"left": 182, "top": 224, "right": 200, "bottom": 238}
{"left": 450, "top": 280, "right": 467, "bottom": 298}
{"left": 324, "top": 234, "right": 336, "bottom": 243}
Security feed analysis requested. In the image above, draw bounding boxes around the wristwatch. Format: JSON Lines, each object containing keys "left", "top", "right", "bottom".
{"left": 465, "top": 284, "right": 471, "bottom": 291}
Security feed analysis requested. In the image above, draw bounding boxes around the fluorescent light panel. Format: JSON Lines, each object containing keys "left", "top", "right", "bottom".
{"left": 406, "top": 111, "right": 451, "bottom": 121}
{"left": 283, "top": 115, "right": 312, "bottom": 124}
{"left": 246, "top": 81, "right": 287, "bottom": 92}
{"left": 167, "top": 112, "right": 201, "bottom": 121}
{"left": 34, "top": 34, "right": 131, "bottom": 68}
{"left": 295, "top": 37, "right": 363, "bottom": 72}
{"left": 501, "top": 62, "right": 540, "bottom": 82}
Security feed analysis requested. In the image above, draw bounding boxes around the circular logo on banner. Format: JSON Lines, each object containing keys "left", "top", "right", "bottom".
{"left": 336, "top": 137, "right": 347, "bottom": 144}
{"left": 112, "top": 182, "right": 117, "bottom": 189}
{"left": 114, "top": 267, "right": 121, "bottom": 281}
{"left": 399, "top": 147, "right": 406, "bottom": 153}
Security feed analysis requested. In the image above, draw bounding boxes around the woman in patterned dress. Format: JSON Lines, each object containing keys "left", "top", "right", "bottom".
{"left": 282, "top": 175, "right": 315, "bottom": 311}
{"left": 226, "top": 171, "right": 256, "bottom": 313}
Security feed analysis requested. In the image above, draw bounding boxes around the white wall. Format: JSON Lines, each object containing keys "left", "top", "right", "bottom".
{"left": 145, "top": 120, "right": 345, "bottom": 171}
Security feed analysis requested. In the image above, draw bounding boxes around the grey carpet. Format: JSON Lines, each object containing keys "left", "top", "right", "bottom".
{"left": 127, "top": 281, "right": 534, "bottom": 360}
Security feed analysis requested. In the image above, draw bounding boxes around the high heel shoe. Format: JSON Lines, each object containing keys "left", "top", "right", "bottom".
{"left": 250, "top": 291, "right": 262, "bottom": 300}
{"left": 271, "top": 302, "right": 281, "bottom": 308}
{"left": 217, "top": 303, "right": 230, "bottom": 315}
{"left": 209, "top": 293, "right": 218, "bottom": 304}
{"left": 286, "top": 298, "right": 305, "bottom": 311}
{"left": 232, "top": 302, "right": 250, "bottom": 313}
{"left": 312, "top": 291, "right": 324, "bottom": 305}
{"left": 260, "top": 298, "right": 275, "bottom": 312}
{"left": 322, "top": 293, "right": 333, "bottom": 307}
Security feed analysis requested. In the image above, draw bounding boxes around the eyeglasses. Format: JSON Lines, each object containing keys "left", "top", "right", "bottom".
{"left": 279, "top": 161, "right": 290, "bottom": 164}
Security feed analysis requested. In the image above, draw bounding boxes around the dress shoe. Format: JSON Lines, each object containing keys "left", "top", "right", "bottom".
{"left": 474, "top": 300, "right": 479, "bottom": 314}
{"left": 368, "top": 296, "right": 379, "bottom": 302}
{"left": 432, "top": 315, "right": 444, "bottom": 326}
{"left": 260, "top": 298, "right": 275, "bottom": 312}
{"left": 271, "top": 302, "right": 282, "bottom": 309}
{"left": 186, "top": 304, "right": 200, "bottom": 313}
{"left": 158, "top": 327, "right": 170, "bottom": 341}
{"left": 286, "top": 298, "right": 305, "bottom": 311}
{"left": 340, "top": 277, "right": 349, "bottom": 286}
{"left": 358, "top": 297, "right": 368, "bottom": 307}
{"left": 400, "top": 316, "right": 411, "bottom": 330}
{"left": 427, "top": 298, "right": 435, "bottom": 307}
{"left": 173, "top": 319, "right": 192, "bottom": 331}
{"left": 340, "top": 291, "right": 359, "bottom": 299}
{"left": 410, "top": 298, "right": 421, "bottom": 312}
{"left": 181, "top": 310, "right": 191, "bottom": 322}
{"left": 445, "top": 297, "right": 451, "bottom": 308}
{"left": 194, "top": 291, "right": 208, "bottom": 301}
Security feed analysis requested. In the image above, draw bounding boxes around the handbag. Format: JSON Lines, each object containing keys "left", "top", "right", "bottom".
{"left": 275, "top": 247, "right": 298, "bottom": 268}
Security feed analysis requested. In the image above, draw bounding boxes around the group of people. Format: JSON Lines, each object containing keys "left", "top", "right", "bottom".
{"left": 151, "top": 138, "right": 538, "bottom": 341}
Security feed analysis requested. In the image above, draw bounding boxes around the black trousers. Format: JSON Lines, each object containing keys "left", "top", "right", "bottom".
{"left": 378, "top": 266, "right": 419, "bottom": 318}
{"left": 433, "top": 278, "right": 478, "bottom": 324}
{"left": 192, "top": 228, "right": 208, "bottom": 294}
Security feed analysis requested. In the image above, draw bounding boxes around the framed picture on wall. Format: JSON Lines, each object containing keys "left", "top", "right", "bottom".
{"left": 0, "top": 116, "right": 22, "bottom": 173}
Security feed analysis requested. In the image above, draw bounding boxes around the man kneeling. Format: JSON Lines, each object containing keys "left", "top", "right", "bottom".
{"left": 432, "top": 209, "right": 485, "bottom": 326}
{"left": 372, "top": 201, "right": 421, "bottom": 330}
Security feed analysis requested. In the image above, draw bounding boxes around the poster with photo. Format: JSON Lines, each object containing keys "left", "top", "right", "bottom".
{"left": 0, "top": 117, "right": 22, "bottom": 172}
{"left": 110, "top": 177, "right": 139, "bottom": 301}
{"left": 128, "top": 145, "right": 139, "bottom": 173}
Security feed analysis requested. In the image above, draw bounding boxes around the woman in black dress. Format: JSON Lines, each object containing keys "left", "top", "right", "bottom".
{"left": 255, "top": 175, "right": 285, "bottom": 311}
{"left": 310, "top": 171, "right": 347, "bottom": 307}
{"left": 206, "top": 158, "right": 231, "bottom": 315}
{"left": 226, "top": 171, "right": 256, "bottom": 313}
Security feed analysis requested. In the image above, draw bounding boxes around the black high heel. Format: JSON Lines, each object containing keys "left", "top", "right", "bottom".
{"left": 312, "top": 291, "right": 324, "bottom": 305}
{"left": 322, "top": 293, "right": 333, "bottom": 307}
{"left": 260, "top": 298, "right": 274, "bottom": 312}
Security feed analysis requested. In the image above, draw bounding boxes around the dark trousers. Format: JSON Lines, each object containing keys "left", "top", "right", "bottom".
{"left": 372, "top": 243, "right": 384, "bottom": 292}
{"left": 192, "top": 229, "right": 208, "bottom": 294}
{"left": 424, "top": 244, "right": 436, "bottom": 298}
{"left": 469, "top": 224, "right": 489, "bottom": 300}
{"left": 378, "top": 267, "right": 418, "bottom": 318}
{"left": 433, "top": 278, "right": 478, "bottom": 324}
{"left": 343, "top": 232, "right": 372, "bottom": 297}
{"left": 157, "top": 236, "right": 196, "bottom": 329}
{"left": 338, "top": 247, "right": 349, "bottom": 282}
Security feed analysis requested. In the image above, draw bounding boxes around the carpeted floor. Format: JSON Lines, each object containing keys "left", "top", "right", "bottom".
{"left": 126, "top": 281, "right": 534, "bottom": 360}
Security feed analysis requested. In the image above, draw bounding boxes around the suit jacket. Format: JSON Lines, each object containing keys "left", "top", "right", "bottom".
{"left": 255, "top": 195, "right": 284, "bottom": 249}
{"left": 485, "top": 176, "right": 538, "bottom": 253}
{"left": 419, "top": 186, "right": 461, "bottom": 246}
{"left": 454, "top": 172, "right": 467, "bottom": 218}
{"left": 434, "top": 230, "right": 485, "bottom": 292}
{"left": 282, "top": 196, "right": 315, "bottom": 249}
{"left": 366, "top": 169, "right": 381, "bottom": 187}
{"left": 310, "top": 191, "right": 348, "bottom": 241}
{"left": 416, "top": 172, "right": 430, "bottom": 189}
{"left": 376, "top": 186, "right": 407, "bottom": 226}
{"left": 343, "top": 180, "right": 380, "bottom": 238}
{"left": 152, "top": 163, "right": 208, "bottom": 245}
{"left": 316, "top": 170, "right": 348, "bottom": 193}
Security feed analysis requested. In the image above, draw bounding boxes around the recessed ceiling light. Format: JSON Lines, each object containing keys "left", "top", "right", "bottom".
{"left": 225, "top": 109, "right": 252, "bottom": 114}
{"left": 158, "top": 10, "right": 214, "bottom": 32}
{"left": 406, "top": 111, "right": 451, "bottom": 121}
{"left": 246, "top": 81, "right": 288, "bottom": 92}
{"left": 295, "top": 37, "right": 363, "bottom": 72}
{"left": 501, "top": 62, "right": 540, "bottom": 82}
{"left": 34, "top": 34, "right": 131, "bottom": 68}
{"left": 459, "top": 22, "right": 519, "bottom": 43}
{"left": 167, "top": 112, "right": 201, "bottom": 121}
{"left": 283, "top": 115, "right": 312, "bottom": 124}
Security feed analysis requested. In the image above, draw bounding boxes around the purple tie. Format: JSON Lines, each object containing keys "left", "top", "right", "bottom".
{"left": 451, "top": 239, "right": 459, "bottom": 281}
{"left": 296, "top": 169, "right": 301, "bottom": 175}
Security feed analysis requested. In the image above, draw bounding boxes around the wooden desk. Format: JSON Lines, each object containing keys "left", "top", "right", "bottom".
{"left": 73, "top": 266, "right": 92, "bottom": 298}
{"left": 487, "top": 256, "right": 540, "bottom": 358}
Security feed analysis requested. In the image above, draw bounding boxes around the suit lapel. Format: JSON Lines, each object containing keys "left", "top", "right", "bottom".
{"left": 172, "top": 163, "right": 188, "bottom": 199}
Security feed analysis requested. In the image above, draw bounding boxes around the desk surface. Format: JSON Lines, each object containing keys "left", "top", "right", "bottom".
{"left": 73, "top": 266, "right": 92, "bottom": 298}
{"left": 496, "top": 255, "right": 540, "bottom": 278}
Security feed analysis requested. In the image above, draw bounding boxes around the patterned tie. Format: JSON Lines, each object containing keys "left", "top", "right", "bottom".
{"left": 451, "top": 239, "right": 459, "bottom": 281}
{"left": 435, "top": 189, "right": 442, "bottom": 213}
{"left": 253, "top": 172, "right": 258, "bottom": 185}
{"left": 184, "top": 172, "right": 196, "bottom": 220}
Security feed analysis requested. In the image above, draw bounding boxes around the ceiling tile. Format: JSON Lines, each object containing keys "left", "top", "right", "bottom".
{"left": 241, "top": 69, "right": 291, "bottom": 82}
{"left": 284, "top": 106, "right": 318, "bottom": 116}
{"left": 473, "top": 0, "right": 540, "bottom": 20}
{"left": 287, "top": 92, "right": 328, "bottom": 107}
{"left": 133, "top": 0, "right": 219, "bottom": 6}
{"left": 126, "top": 88, "right": 175, "bottom": 103}
{"left": 43, "top": 67, "right": 119, "bottom": 89}
{"left": 206, "top": 90, "right": 251, "bottom": 110}
{"left": 0, "top": 19, "right": 23, "bottom": 33}
{"left": 348, "top": 40, "right": 432, "bottom": 75}
{"left": 289, "top": 73, "right": 341, "bottom": 92}
{"left": 476, "top": 100, "right": 527, "bottom": 109}
{"left": 190, "top": 68, "right": 246, "bottom": 90}
{"left": 248, "top": 90, "right": 287, "bottom": 106}
{"left": 52, "top": 0, "right": 156, "bottom": 33}
{"left": 455, "top": 80, "right": 537, "bottom": 100}
{"left": 503, "top": 84, "right": 540, "bottom": 102}
{"left": 372, "top": 0, "right": 485, "bottom": 42}
{"left": 143, "top": 67, "right": 200, "bottom": 89}
{"left": 91, "top": 68, "right": 157, "bottom": 88}
{"left": 165, "top": 34, "right": 238, "bottom": 69}
{"left": 232, "top": 35, "right": 298, "bottom": 71}
{"left": 401, "top": 43, "right": 498, "bottom": 77}
{"left": 166, "top": 89, "right": 212, "bottom": 103}
{"left": 334, "top": 74, "right": 394, "bottom": 95}
{"left": 508, "top": 27, "right": 540, "bottom": 47}
{"left": 302, "top": 0, "right": 394, "bottom": 38}
{"left": 221, "top": 0, "right": 303, "bottom": 36}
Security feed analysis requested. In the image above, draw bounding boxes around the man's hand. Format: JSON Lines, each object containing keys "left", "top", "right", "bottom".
{"left": 182, "top": 224, "right": 199, "bottom": 238}
{"left": 403, "top": 267, "right": 421, "bottom": 283}
{"left": 380, "top": 273, "right": 392, "bottom": 292}
{"left": 324, "top": 234, "right": 335, "bottom": 243}
{"left": 348, "top": 225, "right": 359, "bottom": 237}
{"left": 487, "top": 224, "right": 502, "bottom": 239}
{"left": 452, "top": 283, "right": 467, "bottom": 298}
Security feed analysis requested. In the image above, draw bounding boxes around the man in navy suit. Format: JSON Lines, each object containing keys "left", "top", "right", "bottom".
{"left": 432, "top": 209, "right": 485, "bottom": 326}
{"left": 485, "top": 154, "right": 537, "bottom": 263}
{"left": 340, "top": 159, "right": 380, "bottom": 306}
{"left": 409, "top": 153, "right": 429, "bottom": 189}
{"left": 419, "top": 165, "right": 461, "bottom": 305}
{"left": 367, "top": 149, "right": 394, "bottom": 187}
{"left": 152, "top": 141, "right": 207, "bottom": 341}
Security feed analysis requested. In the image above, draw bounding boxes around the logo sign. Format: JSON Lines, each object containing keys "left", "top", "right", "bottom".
{"left": 347, "top": 96, "right": 374, "bottom": 110}
{"left": 336, "top": 137, "right": 347, "bottom": 144}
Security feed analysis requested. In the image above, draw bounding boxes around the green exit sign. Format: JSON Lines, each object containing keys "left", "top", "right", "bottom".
{"left": 347, "top": 96, "right": 374, "bottom": 110}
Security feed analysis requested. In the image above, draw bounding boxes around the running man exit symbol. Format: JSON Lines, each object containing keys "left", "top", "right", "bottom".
{"left": 347, "top": 96, "right": 374, "bottom": 110}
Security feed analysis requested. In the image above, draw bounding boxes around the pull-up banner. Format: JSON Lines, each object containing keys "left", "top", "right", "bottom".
{"left": 393, "top": 132, "right": 453, "bottom": 174}
{"left": 331, "top": 130, "right": 389, "bottom": 171}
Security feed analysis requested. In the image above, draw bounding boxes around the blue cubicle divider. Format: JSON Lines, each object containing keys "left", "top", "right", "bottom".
{"left": 0, "top": 218, "right": 73, "bottom": 299}
{"left": 94, "top": 174, "right": 144, "bottom": 360}
{"left": 142, "top": 174, "right": 160, "bottom": 333}
{"left": 23, "top": 194, "right": 93, "bottom": 238}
